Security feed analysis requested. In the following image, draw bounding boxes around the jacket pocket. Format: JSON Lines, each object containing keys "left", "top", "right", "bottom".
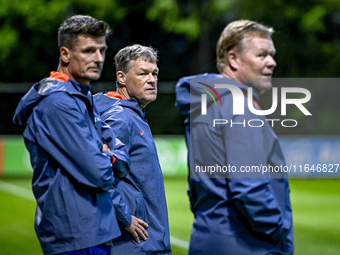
{"left": 135, "top": 194, "right": 147, "bottom": 220}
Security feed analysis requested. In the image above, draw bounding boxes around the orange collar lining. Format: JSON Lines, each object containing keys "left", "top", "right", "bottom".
{"left": 106, "top": 91, "right": 125, "bottom": 100}
{"left": 49, "top": 71, "right": 70, "bottom": 82}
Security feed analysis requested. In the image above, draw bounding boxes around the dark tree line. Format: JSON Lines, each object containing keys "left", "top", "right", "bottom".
{"left": 1, "top": 0, "right": 340, "bottom": 135}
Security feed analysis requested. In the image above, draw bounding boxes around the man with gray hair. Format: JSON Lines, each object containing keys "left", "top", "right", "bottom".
{"left": 94, "top": 44, "right": 172, "bottom": 254}
{"left": 175, "top": 20, "right": 294, "bottom": 254}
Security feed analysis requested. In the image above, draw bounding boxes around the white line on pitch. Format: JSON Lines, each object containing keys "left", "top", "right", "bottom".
{"left": 170, "top": 235, "right": 189, "bottom": 250}
{"left": 0, "top": 180, "right": 190, "bottom": 250}
{"left": 0, "top": 180, "right": 35, "bottom": 201}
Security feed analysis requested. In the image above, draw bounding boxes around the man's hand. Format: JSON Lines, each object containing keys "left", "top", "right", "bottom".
{"left": 125, "top": 215, "right": 149, "bottom": 244}
{"left": 102, "top": 143, "right": 111, "bottom": 152}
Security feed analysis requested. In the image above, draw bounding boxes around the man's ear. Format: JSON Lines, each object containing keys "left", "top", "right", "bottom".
{"left": 227, "top": 50, "right": 239, "bottom": 71}
{"left": 60, "top": 46, "right": 71, "bottom": 64}
{"left": 117, "top": 71, "right": 126, "bottom": 86}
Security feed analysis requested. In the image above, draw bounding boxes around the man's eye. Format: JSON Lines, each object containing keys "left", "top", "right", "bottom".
{"left": 84, "top": 49, "right": 95, "bottom": 53}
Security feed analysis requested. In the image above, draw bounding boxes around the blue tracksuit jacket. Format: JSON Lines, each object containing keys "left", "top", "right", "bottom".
{"left": 94, "top": 92, "right": 172, "bottom": 255}
{"left": 13, "top": 72, "right": 130, "bottom": 255}
{"left": 175, "top": 73, "right": 294, "bottom": 255}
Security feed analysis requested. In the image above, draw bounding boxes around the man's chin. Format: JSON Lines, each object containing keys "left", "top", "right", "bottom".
{"left": 258, "top": 82, "right": 273, "bottom": 95}
{"left": 143, "top": 95, "right": 157, "bottom": 104}
{"left": 86, "top": 73, "right": 102, "bottom": 81}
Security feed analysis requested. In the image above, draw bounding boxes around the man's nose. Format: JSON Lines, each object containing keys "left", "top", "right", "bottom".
{"left": 147, "top": 73, "right": 157, "bottom": 83}
{"left": 94, "top": 51, "right": 105, "bottom": 63}
{"left": 267, "top": 55, "right": 277, "bottom": 68}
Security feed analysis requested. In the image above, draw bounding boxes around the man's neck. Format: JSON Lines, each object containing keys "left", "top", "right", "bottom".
{"left": 57, "top": 64, "right": 91, "bottom": 85}
{"left": 116, "top": 87, "right": 147, "bottom": 109}
{"left": 220, "top": 68, "right": 239, "bottom": 83}
{"left": 116, "top": 87, "right": 130, "bottom": 100}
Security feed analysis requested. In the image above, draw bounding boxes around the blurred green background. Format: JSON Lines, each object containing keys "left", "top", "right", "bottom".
{"left": 1, "top": 0, "right": 340, "bottom": 135}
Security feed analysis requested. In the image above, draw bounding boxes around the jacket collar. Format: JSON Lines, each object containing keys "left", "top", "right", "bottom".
{"left": 49, "top": 71, "right": 91, "bottom": 96}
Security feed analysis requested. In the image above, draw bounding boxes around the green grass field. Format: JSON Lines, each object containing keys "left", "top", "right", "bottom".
{"left": 0, "top": 177, "right": 340, "bottom": 255}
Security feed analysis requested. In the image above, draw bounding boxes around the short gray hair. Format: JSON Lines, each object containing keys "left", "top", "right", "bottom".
{"left": 114, "top": 44, "right": 158, "bottom": 74}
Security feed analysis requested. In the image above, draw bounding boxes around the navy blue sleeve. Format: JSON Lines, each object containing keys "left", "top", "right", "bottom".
{"left": 101, "top": 119, "right": 115, "bottom": 147}
{"left": 100, "top": 120, "right": 131, "bottom": 179}
{"left": 34, "top": 93, "right": 114, "bottom": 191}
{"left": 101, "top": 107, "right": 133, "bottom": 227}
{"left": 109, "top": 184, "right": 132, "bottom": 228}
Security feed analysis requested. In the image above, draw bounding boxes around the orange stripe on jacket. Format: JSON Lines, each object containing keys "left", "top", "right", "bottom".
{"left": 106, "top": 91, "right": 125, "bottom": 100}
{"left": 49, "top": 71, "right": 70, "bottom": 82}
{"left": 104, "top": 91, "right": 123, "bottom": 165}
{"left": 111, "top": 156, "right": 117, "bottom": 165}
